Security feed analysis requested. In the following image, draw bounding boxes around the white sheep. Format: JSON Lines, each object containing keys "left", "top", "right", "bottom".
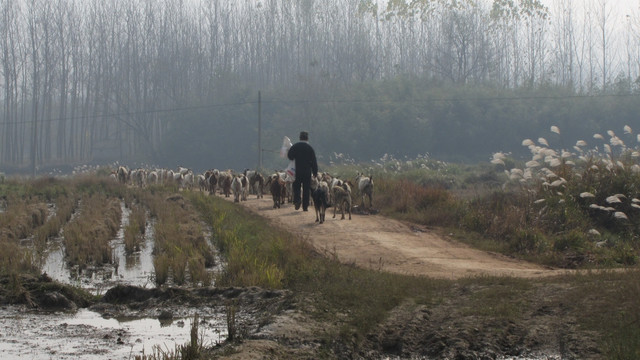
{"left": 355, "top": 173, "right": 374, "bottom": 209}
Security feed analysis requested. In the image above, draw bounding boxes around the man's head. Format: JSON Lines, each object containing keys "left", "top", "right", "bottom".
{"left": 299, "top": 131, "right": 309, "bottom": 141}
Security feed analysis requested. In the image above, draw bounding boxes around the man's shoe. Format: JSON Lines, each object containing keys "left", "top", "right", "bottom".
{"left": 295, "top": 203, "right": 301, "bottom": 210}
{"left": 303, "top": 208, "right": 308, "bottom": 212}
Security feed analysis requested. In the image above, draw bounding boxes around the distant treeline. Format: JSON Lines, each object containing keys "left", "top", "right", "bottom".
{"left": 197, "top": 80, "right": 640, "bottom": 171}
{"left": 1, "top": 0, "right": 639, "bottom": 172}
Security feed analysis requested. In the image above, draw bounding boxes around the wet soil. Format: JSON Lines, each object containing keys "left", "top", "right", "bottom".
{"left": 0, "top": 274, "right": 295, "bottom": 359}
{"left": 0, "top": 193, "right": 607, "bottom": 359}
{"left": 203, "top": 195, "right": 606, "bottom": 359}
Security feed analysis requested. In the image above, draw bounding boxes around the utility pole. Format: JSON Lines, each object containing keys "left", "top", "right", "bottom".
{"left": 258, "top": 91, "right": 262, "bottom": 171}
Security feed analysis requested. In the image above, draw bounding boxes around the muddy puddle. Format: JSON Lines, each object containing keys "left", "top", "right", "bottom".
{"left": 6, "top": 201, "right": 230, "bottom": 359}
{"left": 0, "top": 306, "right": 227, "bottom": 359}
{"left": 41, "top": 202, "right": 158, "bottom": 293}
{"left": 40, "top": 201, "right": 224, "bottom": 294}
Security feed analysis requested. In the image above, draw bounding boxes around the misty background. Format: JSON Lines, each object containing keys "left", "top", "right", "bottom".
{"left": 2, "top": 0, "right": 640, "bottom": 174}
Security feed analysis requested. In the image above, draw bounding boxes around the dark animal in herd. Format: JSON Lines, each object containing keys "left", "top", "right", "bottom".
{"left": 265, "top": 174, "right": 287, "bottom": 209}
{"left": 311, "top": 181, "right": 331, "bottom": 224}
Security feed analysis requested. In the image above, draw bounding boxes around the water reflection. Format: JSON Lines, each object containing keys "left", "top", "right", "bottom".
{"left": 0, "top": 307, "right": 227, "bottom": 360}
{"left": 41, "top": 202, "right": 156, "bottom": 294}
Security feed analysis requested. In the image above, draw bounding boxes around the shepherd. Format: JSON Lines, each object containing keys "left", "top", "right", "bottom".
{"left": 287, "top": 131, "right": 318, "bottom": 212}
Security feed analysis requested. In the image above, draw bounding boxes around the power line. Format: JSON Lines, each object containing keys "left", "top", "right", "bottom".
{"left": 1, "top": 92, "right": 638, "bottom": 127}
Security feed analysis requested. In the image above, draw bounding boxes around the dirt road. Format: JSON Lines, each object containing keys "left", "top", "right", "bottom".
{"left": 229, "top": 196, "right": 567, "bottom": 279}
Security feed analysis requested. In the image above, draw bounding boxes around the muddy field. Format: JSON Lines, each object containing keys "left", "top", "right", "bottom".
{"left": 0, "top": 274, "right": 293, "bottom": 359}
{"left": 0, "top": 179, "right": 612, "bottom": 359}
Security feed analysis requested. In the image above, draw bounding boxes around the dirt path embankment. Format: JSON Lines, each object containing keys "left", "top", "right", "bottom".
{"left": 229, "top": 196, "right": 567, "bottom": 279}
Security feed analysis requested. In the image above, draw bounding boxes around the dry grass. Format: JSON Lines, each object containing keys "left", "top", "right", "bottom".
{"left": 147, "top": 193, "right": 215, "bottom": 287}
{"left": 63, "top": 193, "right": 122, "bottom": 269}
{"left": 0, "top": 200, "right": 48, "bottom": 241}
{"left": 33, "top": 193, "right": 79, "bottom": 249}
{"left": 374, "top": 178, "right": 461, "bottom": 227}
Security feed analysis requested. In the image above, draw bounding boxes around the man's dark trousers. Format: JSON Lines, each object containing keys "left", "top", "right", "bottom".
{"left": 293, "top": 173, "right": 311, "bottom": 210}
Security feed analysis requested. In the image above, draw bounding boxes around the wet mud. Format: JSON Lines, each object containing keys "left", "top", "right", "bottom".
{"left": 0, "top": 274, "right": 292, "bottom": 360}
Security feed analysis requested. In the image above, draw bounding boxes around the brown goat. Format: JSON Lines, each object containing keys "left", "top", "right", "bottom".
{"left": 332, "top": 183, "right": 352, "bottom": 220}
{"left": 266, "top": 174, "right": 286, "bottom": 208}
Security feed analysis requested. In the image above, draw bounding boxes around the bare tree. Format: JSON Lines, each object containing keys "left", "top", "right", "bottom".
{"left": 596, "top": 0, "right": 615, "bottom": 90}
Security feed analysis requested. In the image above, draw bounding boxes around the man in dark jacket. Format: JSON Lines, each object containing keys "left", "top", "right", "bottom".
{"left": 287, "top": 131, "right": 318, "bottom": 211}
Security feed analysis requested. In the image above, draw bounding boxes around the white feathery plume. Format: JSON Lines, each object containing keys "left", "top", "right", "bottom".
{"left": 492, "top": 152, "right": 506, "bottom": 160}
{"left": 589, "top": 204, "right": 602, "bottom": 210}
{"left": 617, "top": 161, "right": 624, "bottom": 169}
{"left": 624, "top": 125, "right": 632, "bottom": 134}
{"left": 522, "top": 139, "right": 535, "bottom": 146}
{"left": 538, "top": 137, "right": 549, "bottom": 147}
{"left": 637, "top": 134, "right": 640, "bottom": 143}
{"left": 594, "top": 133, "right": 605, "bottom": 140}
{"left": 632, "top": 165, "right": 640, "bottom": 173}
{"left": 525, "top": 160, "right": 540, "bottom": 168}
{"left": 588, "top": 229, "right": 601, "bottom": 236}
{"left": 607, "top": 130, "right": 615, "bottom": 137}
{"left": 542, "top": 168, "right": 557, "bottom": 178}
{"left": 550, "top": 178, "right": 566, "bottom": 187}
{"left": 606, "top": 195, "right": 622, "bottom": 204}
{"left": 534, "top": 199, "right": 546, "bottom": 204}
{"left": 561, "top": 151, "right": 572, "bottom": 158}
{"left": 610, "top": 137, "right": 624, "bottom": 147}
{"left": 548, "top": 158, "right": 562, "bottom": 167}
{"left": 632, "top": 151, "right": 640, "bottom": 158}
{"left": 632, "top": 198, "right": 640, "bottom": 204}
{"left": 550, "top": 125, "right": 560, "bottom": 134}
{"left": 606, "top": 162, "right": 615, "bottom": 172}
{"left": 580, "top": 192, "right": 595, "bottom": 198}
{"left": 604, "top": 144, "right": 612, "bottom": 153}
{"left": 566, "top": 161, "right": 575, "bottom": 166}
{"left": 604, "top": 207, "right": 616, "bottom": 212}
{"left": 591, "top": 165, "right": 599, "bottom": 171}
{"left": 614, "top": 212, "right": 628, "bottom": 220}
{"left": 632, "top": 204, "right": 640, "bottom": 210}
{"left": 575, "top": 140, "right": 587, "bottom": 147}
{"left": 532, "top": 153, "right": 543, "bottom": 161}
{"left": 490, "top": 152, "right": 506, "bottom": 165}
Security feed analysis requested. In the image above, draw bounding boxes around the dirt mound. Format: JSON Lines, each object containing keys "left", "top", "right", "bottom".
{"left": 0, "top": 273, "right": 93, "bottom": 310}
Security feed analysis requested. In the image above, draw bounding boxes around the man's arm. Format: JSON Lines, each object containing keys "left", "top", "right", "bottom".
{"left": 287, "top": 144, "right": 296, "bottom": 161}
{"left": 311, "top": 148, "right": 318, "bottom": 177}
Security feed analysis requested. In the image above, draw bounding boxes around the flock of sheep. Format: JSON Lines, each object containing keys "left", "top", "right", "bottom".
{"left": 111, "top": 166, "right": 374, "bottom": 224}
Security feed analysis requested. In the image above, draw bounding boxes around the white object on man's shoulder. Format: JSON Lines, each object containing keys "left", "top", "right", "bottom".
{"left": 280, "top": 136, "right": 292, "bottom": 158}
